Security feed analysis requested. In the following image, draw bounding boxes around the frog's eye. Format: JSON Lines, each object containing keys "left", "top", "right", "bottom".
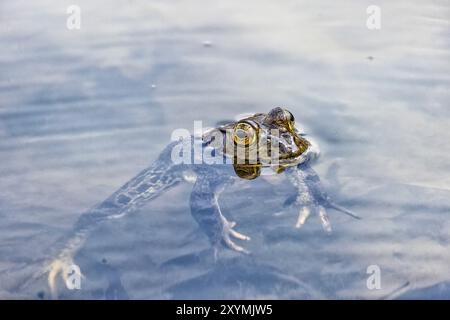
{"left": 284, "top": 110, "right": 295, "bottom": 132}
{"left": 233, "top": 122, "right": 258, "bottom": 146}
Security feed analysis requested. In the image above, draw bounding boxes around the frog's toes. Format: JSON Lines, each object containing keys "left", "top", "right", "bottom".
{"left": 221, "top": 222, "right": 251, "bottom": 254}
{"left": 47, "top": 259, "right": 68, "bottom": 299}
{"left": 229, "top": 227, "right": 251, "bottom": 241}
{"left": 295, "top": 206, "right": 311, "bottom": 229}
{"left": 317, "top": 205, "right": 332, "bottom": 234}
{"left": 294, "top": 206, "right": 332, "bottom": 234}
{"left": 46, "top": 256, "right": 82, "bottom": 299}
{"left": 222, "top": 235, "right": 250, "bottom": 254}
{"left": 224, "top": 220, "right": 251, "bottom": 241}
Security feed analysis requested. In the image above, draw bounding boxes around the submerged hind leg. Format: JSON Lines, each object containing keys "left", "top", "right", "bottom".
{"left": 190, "top": 175, "right": 250, "bottom": 255}
{"left": 44, "top": 162, "right": 185, "bottom": 297}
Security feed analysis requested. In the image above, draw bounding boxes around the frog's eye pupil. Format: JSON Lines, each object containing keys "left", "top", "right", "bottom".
{"left": 284, "top": 110, "right": 294, "bottom": 122}
{"left": 235, "top": 129, "right": 247, "bottom": 139}
{"left": 288, "top": 111, "right": 295, "bottom": 122}
{"left": 283, "top": 110, "right": 295, "bottom": 131}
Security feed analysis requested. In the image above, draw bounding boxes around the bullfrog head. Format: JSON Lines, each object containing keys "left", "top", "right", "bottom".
{"left": 204, "top": 107, "right": 314, "bottom": 179}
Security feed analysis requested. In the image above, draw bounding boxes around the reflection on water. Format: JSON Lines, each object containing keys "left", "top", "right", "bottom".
{"left": 0, "top": 0, "right": 449, "bottom": 299}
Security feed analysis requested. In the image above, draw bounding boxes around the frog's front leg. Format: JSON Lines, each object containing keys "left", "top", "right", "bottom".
{"left": 285, "top": 165, "right": 331, "bottom": 233}
{"left": 285, "top": 163, "right": 360, "bottom": 233}
{"left": 189, "top": 174, "right": 251, "bottom": 255}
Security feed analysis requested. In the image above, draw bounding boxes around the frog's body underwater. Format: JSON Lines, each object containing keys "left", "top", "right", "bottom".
{"left": 19, "top": 107, "right": 360, "bottom": 298}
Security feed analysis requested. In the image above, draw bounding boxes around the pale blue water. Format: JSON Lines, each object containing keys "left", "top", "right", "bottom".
{"left": 0, "top": 0, "right": 449, "bottom": 299}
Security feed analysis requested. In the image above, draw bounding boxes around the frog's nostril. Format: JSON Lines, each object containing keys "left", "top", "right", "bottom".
{"left": 279, "top": 143, "right": 290, "bottom": 154}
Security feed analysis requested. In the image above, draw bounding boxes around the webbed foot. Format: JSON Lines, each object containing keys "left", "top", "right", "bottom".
{"left": 287, "top": 163, "right": 360, "bottom": 234}
{"left": 295, "top": 206, "right": 311, "bottom": 229}
{"left": 220, "top": 218, "right": 251, "bottom": 254}
{"left": 317, "top": 205, "right": 332, "bottom": 233}
{"left": 294, "top": 205, "right": 332, "bottom": 233}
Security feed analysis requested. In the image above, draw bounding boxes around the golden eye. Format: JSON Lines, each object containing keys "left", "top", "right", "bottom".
{"left": 233, "top": 122, "right": 257, "bottom": 146}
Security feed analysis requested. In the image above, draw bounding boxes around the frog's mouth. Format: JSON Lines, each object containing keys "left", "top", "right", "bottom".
{"left": 272, "top": 131, "right": 311, "bottom": 162}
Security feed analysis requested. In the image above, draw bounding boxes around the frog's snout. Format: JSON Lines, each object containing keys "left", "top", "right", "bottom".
{"left": 278, "top": 133, "right": 300, "bottom": 155}
{"left": 261, "top": 132, "right": 301, "bottom": 162}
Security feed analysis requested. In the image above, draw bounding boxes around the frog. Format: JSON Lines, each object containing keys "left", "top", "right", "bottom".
{"left": 22, "top": 107, "right": 359, "bottom": 298}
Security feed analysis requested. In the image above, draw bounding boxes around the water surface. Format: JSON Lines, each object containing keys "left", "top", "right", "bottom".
{"left": 0, "top": 0, "right": 449, "bottom": 299}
